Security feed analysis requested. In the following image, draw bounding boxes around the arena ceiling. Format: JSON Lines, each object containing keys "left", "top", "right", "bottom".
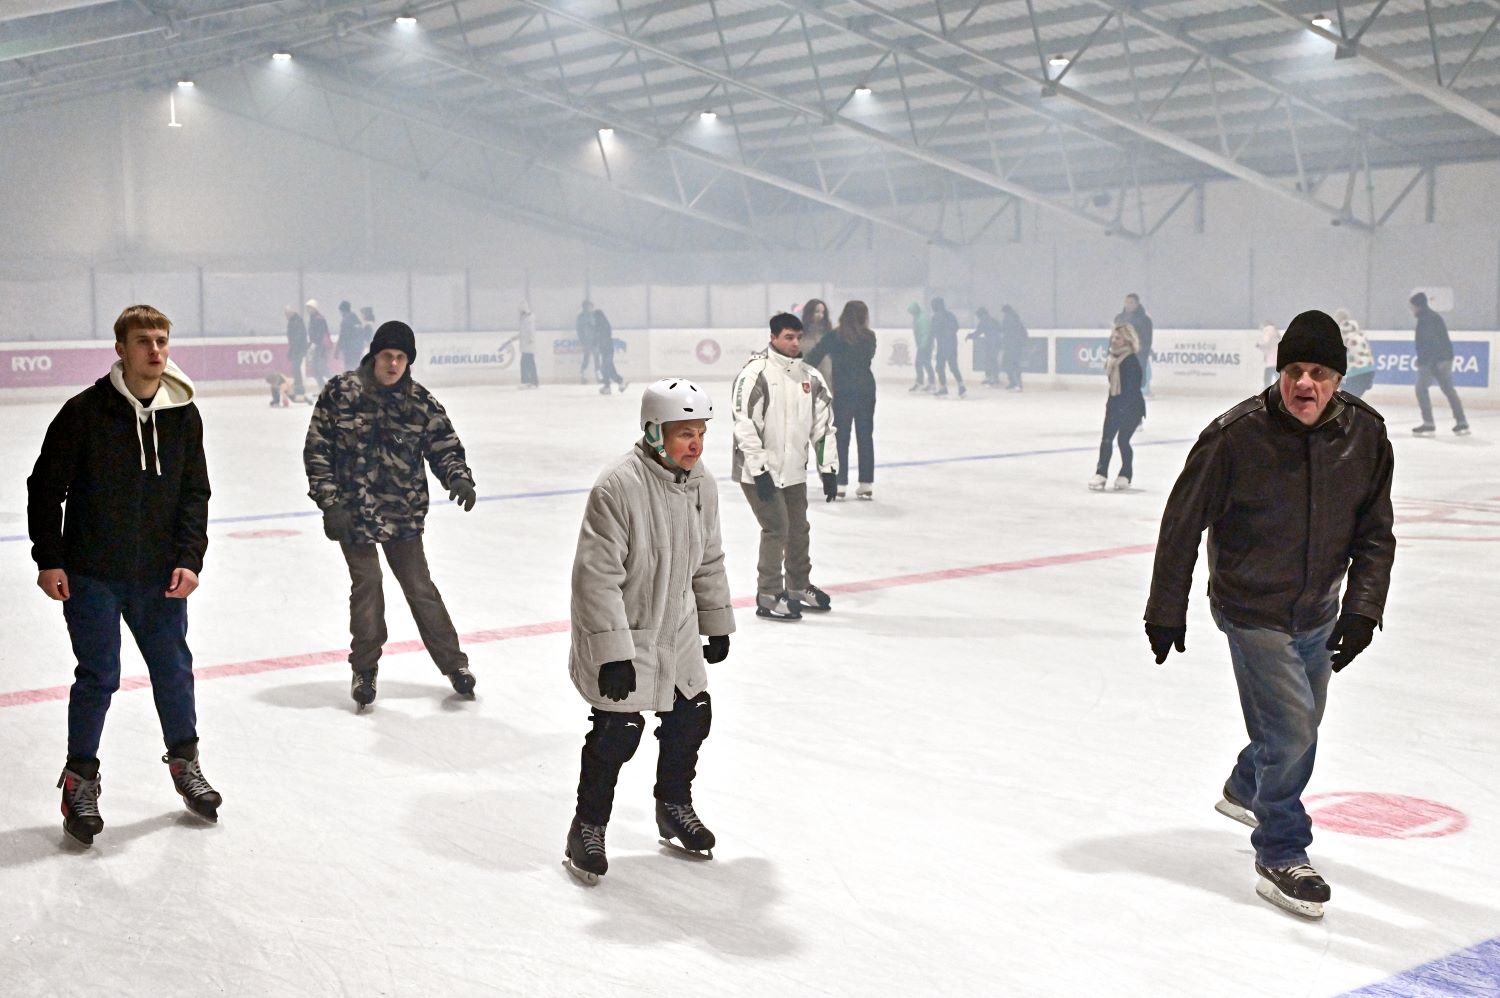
{"left": 4, "top": 0, "right": 1500, "bottom": 250}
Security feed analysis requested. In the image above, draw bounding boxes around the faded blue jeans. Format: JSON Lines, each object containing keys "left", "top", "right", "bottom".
{"left": 1212, "top": 605, "right": 1335, "bottom": 868}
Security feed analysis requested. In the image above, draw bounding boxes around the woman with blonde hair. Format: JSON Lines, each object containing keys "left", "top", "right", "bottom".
{"left": 1089, "top": 323, "right": 1146, "bottom": 491}
{"left": 805, "top": 300, "right": 878, "bottom": 499}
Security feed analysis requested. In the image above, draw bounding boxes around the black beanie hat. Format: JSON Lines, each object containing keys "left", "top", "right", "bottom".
{"left": 1410, "top": 291, "right": 1428, "bottom": 308}
{"left": 1276, "top": 310, "right": 1346, "bottom": 376}
{"left": 366, "top": 320, "right": 417, "bottom": 364}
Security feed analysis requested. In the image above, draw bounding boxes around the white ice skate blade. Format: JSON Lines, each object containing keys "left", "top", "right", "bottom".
{"left": 659, "top": 838, "right": 713, "bottom": 861}
{"left": 1256, "top": 878, "right": 1324, "bottom": 920}
{"left": 1214, "top": 798, "right": 1259, "bottom": 828}
{"left": 564, "top": 859, "right": 600, "bottom": 885}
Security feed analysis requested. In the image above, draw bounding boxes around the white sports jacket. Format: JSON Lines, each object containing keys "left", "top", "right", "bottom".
{"left": 730, "top": 347, "right": 838, "bottom": 487}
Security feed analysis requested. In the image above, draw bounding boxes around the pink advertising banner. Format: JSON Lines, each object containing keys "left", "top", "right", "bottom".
{"left": 0, "top": 339, "right": 287, "bottom": 391}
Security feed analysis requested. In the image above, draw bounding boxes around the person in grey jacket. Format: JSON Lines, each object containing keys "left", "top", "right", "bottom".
{"left": 564, "top": 378, "right": 736, "bottom": 884}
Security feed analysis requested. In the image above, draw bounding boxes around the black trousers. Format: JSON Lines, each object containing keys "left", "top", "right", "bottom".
{"left": 597, "top": 350, "right": 624, "bottom": 387}
{"left": 575, "top": 689, "right": 712, "bottom": 825}
{"left": 1096, "top": 408, "right": 1140, "bottom": 479}
{"left": 340, "top": 536, "right": 468, "bottom": 675}
{"left": 288, "top": 345, "right": 307, "bottom": 396}
{"left": 935, "top": 344, "right": 963, "bottom": 389}
{"left": 834, "top": 396, "right": 875, "bottom": 486}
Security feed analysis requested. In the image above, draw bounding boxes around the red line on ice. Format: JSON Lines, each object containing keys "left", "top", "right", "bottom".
{"left": 0, "top": 543, "right": 1155, "bottom": 709}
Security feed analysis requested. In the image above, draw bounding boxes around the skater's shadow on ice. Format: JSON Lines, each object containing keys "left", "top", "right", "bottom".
{"left": 1056, "top": 828, "right": 1500, "bottom": 965}
{"left": 577, "top": 853, "right": 801, "bottom": 959}
{"left": 0, "top": 812, "right": 190, "bottom": 868}
{"left": 255, "top": 678, "right": 460, "bottom": 712}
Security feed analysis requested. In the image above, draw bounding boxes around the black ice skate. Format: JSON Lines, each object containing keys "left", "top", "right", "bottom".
{"left": 786, "top": 585, "right": 832, "bottom": 613}
{"left": 1254, "top": 862, "right": 1330, "bottom": 919}
{"left": 1214, "top": 783, "right": 1258, "bottom": 828}
{"left": 565, "top": 818, "right": 609, "bottom": 885}
{"left": 1454, "top": 423, "right": 1471, "bottom": 436}
{"left": 1412, "top": 423, "right": 1436, "bottom": 436}
{"left": 449, "top": 666, "right": 477, "bottom": 698}
{"left": 351, "top": 668, "right": 377, "bottom": 711}
{"left": 57, "top": 763, "right": 103, "bottom": 847}
{"left": 164, "top": 745, "right": 222, "bottom": 823}
{"left": 657, "top": 801, "right": 715, "bottom": 859}
{"left": 756, "top": 591, "right": 802, "bottom": 621}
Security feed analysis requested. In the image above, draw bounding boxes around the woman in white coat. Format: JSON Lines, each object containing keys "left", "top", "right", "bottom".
{"left": 564, "top": 378, "right": 737, "bottom": 884}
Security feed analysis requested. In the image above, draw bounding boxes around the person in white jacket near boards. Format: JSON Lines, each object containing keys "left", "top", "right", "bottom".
{"left": 730, "top": 312, "right": 839, "bottom": 621}
{"left": 563, "top": 379, "right": 736, "bottom": 885}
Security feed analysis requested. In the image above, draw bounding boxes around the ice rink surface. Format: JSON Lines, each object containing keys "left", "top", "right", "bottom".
{"left": 1, "top": 377, "right": 1497, "bottom": 997}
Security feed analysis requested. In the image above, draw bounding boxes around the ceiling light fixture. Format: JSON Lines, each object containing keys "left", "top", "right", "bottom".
{"left": 1048, "top": 54, "right": 1070, "bottom": 68}
{"left": 272, "top": 52, "right": 292, "bottom": 62}
{"left": 1311, "top": 14, "right": 1333, "bottom": 28}
{"left": 395, "top": 15, "right": 417, "bottom": 27}
{"left": 597, "top": 127, "right": 615, "bottom": 137}
{"left": 177, "top": 80, "right": 194, "bottom": 89}
{"left": 700, "top": 110, "right": 717, "bottom": 121}
{"left": 853, "top": 85, "right": 872, "bottom": 96}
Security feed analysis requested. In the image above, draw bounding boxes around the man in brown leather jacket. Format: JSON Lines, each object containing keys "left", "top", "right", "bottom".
{"left": 1144, "top": 309, "right": 1395, "bottom": 921}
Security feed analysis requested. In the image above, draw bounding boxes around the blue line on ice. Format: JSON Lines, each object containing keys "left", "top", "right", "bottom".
{"left": 1339, "top": 935, "right": 1500, "bottom": 996}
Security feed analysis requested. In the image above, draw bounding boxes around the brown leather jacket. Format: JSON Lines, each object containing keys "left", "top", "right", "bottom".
{"left": 1146, "top": 388, "right": 1395, "bottom": 633}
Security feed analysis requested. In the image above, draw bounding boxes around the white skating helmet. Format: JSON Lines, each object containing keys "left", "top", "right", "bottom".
{"left": 640, "top": 378, "right": 714, "bottom": 459}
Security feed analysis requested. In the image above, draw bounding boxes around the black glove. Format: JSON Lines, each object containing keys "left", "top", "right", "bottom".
{"left": 821, "top": 472, "right": 839, "bottom": 502}
{"left": 448, "top": 479, "right": 477, "bottom": 512}
{"left": 1145, "top": 622, "right": 1186, "bottom": 665}
{"left": 322, "top": 504, "right": 355, "bottom": 543}
{"left": 597, "top": 660, "right": 636, "bottom": 702}
{"left": 753, "top": 471, "right": 776, "bottom": 503}
{"left": 704, "top": 635, "right": 730, "bottom": 664}
{"left": 1326, "top": 613, "right": 1377, "bottom": 672}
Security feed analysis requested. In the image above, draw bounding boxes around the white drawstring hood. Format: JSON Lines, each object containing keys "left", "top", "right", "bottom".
{"left": 108, "top": 358, "right": 196, "bottom": 476}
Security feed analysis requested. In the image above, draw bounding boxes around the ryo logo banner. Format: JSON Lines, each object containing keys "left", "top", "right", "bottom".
{"left": 1370, "top": 340, "right": 1489, "bottom": 387}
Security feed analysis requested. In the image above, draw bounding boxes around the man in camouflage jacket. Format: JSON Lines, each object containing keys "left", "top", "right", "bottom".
{"left": 303, "top": 320, "right": 480, "bottom": 707}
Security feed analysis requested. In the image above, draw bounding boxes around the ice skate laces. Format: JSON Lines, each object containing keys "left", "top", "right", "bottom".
{"left": 62, "top": 772, "right": 101, "bottom": 818}
{"left": 1283, "top": 864, "right": 1322, "bottom": 882}
{"left": 664, "top": 802, "right": 705, "bottom": 835}
{"left": 166, "top": 756, "right": 214, "bottom": 798}
{"left": 579, "top": 823, "right": 607, "bottom": 857}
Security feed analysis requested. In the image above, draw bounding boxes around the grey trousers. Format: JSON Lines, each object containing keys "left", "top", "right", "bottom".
{"left": 1415, "top": 361, "right": 1467, "bottom": 425}
{"left": 741, "top": 482, "right": 811, "bottom": 595}
{"left": 340, "top": 536, "right": 468, "bottom": 675}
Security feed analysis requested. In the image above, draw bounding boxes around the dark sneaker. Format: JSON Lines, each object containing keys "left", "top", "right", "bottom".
{"left": 58, "top": 763, "right": 103, "bottom": 846}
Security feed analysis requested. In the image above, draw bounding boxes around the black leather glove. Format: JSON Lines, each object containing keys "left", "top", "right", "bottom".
{"left": 821, "top": 472, "right": 839, "bottom": 502}
{"left": 1145, "top": 622, "right": 1186, "bottom": 664}
{"left": 448, "top": 479, "right": 477, "bottom": 512}
{"left": 704, "top": 635, "right": 730, "bottom": 664}
{"left": 322, "top": 504, "right": 355, "bottom": 543}
{"left": 1326, "top": 613, "right": 1377, "bottom": 673}
{"left": 597, "top": 660, "right": 636, "bottom": 702}
{"left": 753, "top": 471, "right": 776, "bottom": 503}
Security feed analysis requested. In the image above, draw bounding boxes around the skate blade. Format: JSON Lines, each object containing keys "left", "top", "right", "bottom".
{"left": 1214, "top": 798, "right": 1259, "bottom": 828}
{"left": 563, "top": 858, "right": 601, "bottom": 885}
{"left": 755, "top": 612, "right": 802, "bottom": 622}
{"left": 659, "top": 838, "right": 713, "bottom": 861}
{"left": 182, "top": 801, "right": 219, "bottom": 824}
{"left": 1255, "top": 878, "right": 1324, "bottom": 920}
{"left": 62, "top": 824, "right": 95, "bottom": 848}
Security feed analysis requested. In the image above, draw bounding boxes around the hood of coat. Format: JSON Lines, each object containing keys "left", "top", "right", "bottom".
{"left": 105, "top": 358, "right": 195, "bottom": 476}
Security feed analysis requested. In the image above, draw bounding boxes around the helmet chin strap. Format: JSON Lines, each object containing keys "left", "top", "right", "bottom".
{"left": 644, "top": 424, "right": 682, "bottom": 470}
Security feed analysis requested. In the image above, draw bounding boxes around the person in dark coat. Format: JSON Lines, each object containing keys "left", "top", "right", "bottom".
{"left": 1409, "top": 291, "right": 1469, "bottom": 436}
{"left": 576, "top": 301, "right": 597, "bottom": 385}
{"left": 1144, "top": 309, "right": 1395, "bottom": 921}
{"left": 1114, "top": 293, "right": 1154, "bottom": 397}
{"left": 306, "top": 299, "right": 332, "bottom": 389}
{"left": 285, "top": 305, "right": 308, "bottom": 400}
{"left": 799, "top": 298, "right": 834, "bottom": 385}
{"left": 804, "top": 300, "right": 878, "bottom": 500}
{"left": 929, "top": 297, "right": 965, "bottom": 398}
{"left": 999, "top": 305, "right": 1029, "bottom": 391}
{"left": 1088, "top": 324, "right": 1145, "bottom": 491}
{"left": 966, "top": 307, "right": 1002, "bottom": 387}
{"left": 593, "top": 305, "right": 626, "bottom": 394}
{"left": 336, "top": 300, "right": 366, "bottom": 373}
{"left": 27, "top": 304, "right": 220, "bottom": 846}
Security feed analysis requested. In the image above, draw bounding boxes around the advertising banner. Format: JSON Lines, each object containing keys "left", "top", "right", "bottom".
{"left": 1148, "top": 330, "right": 1257, "bottom": 390}
{"left": 1370, "top": 340, "right": 1490, "bottom": 388}
{"left": 0, "top": 339, "right": 286, "bottom": 391}
{"left": 1055, "top": 336, "right": 1110, "bottom": 375}
{"left": 649, "top": 328, "right": 770, "bottom": 380}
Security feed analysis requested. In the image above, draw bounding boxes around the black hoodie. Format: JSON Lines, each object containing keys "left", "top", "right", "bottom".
{"left": 27, "top": 361, "right": 211, "bottom": 587}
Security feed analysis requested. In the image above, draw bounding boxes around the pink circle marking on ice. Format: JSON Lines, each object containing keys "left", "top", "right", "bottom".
{"left": 1306, "top": 792, "right": 1468, "bottom": 839}
{"left": 225, "top": 528, "right": 300, "bottom": 540}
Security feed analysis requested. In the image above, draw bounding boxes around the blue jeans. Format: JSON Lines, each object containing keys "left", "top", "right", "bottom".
{"left": 1212, "top": 605, "right": 1335, "bottom": 868}
{"left": 63, "top": 575, "right": 197, "bottom": 761}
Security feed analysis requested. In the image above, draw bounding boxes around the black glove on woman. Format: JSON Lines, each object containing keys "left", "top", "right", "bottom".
{"left": 597, "top": 660, "right": 636, "bottom": 702}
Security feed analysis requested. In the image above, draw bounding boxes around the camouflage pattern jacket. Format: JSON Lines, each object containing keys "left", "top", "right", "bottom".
{"left": 303, "top": 364, "right": 474, "bottom": 543}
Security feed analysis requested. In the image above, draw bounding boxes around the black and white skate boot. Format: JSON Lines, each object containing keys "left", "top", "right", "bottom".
{"left": 1454, "top": 422, "right": 1471, "bottom": 436}
{"left": 351, "top": 668, "right": 377, "bottom": 711}
{"left": 1214, "top": 782, "right": 1258, "bottom": 828}
{"left": 1412, "top": 423, "right": 1436, "bottom": 436}
{"left": 448, "top": 666, "right": 477, "bottom": 698}
{"left": 756, "top": 591, "right": 802, "bottom": 621}
{"left": 565, "top": 818, "right": 609, "bottom": 885}
{"left": 786, "top": 585, "right": 832, "bottom": 613}
{"left": 1255, "top": 862, "right": 1330, "bottom": 919}
{"left": 163, "top": 745, "right": 221, "bottom": 823}
{"left": 657, "top": 801, "right": 715, "bottom": 859}
{"left": 58, "top": 762, "right": 103, "bottom": 847}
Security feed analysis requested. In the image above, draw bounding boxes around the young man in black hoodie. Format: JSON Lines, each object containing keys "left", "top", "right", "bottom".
{"left": 27, "top": 304, "right": 220, "bottom": 847}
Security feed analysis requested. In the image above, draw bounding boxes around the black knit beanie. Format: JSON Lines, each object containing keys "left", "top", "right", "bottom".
{"left": 1276, "top": 310, "right": 1346, "bottom": 375}
{"left": 366, "top": 320, "right": 417, "bottom": 364}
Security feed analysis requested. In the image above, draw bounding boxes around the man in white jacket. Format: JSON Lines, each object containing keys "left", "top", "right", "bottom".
{"left": 564, "top": 379, "right": 736, "bottom": 885}
{"left": 731, "top": 313, "right": 839, "bottom": 621}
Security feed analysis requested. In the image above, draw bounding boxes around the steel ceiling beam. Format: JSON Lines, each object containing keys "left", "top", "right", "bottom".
{"left": 509, "top": 0, "right": 1131, "bottom": 235}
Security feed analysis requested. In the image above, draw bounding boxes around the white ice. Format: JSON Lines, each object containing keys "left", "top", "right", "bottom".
{"left": 1, "top": 380, "right": 1497, "bottom": 997}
